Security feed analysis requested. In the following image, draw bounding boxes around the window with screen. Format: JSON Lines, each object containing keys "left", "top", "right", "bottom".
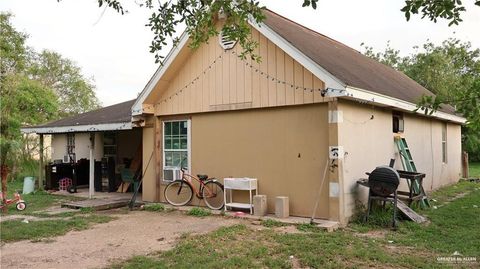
{"left": 163, "top": 120, "right": 190, "bottom": 181}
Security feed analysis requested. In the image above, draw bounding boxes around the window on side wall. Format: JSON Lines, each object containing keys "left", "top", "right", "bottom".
{"left": 163, "top": 120, "right": 190, "bottom": 181}
{"left": 103, "top": 132, "right": 117, "bottom": 159}
{"left": 392, "top": 111, "right": 404, "bottom": 133}
{"left": 67, "top": 133, "right": 75, "bottom": 155}
{"left": 442, "top": 123, "right": 447, "bottom": 163}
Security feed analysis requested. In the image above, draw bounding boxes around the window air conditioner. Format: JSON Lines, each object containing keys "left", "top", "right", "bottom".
{"left": 163, "top": 168, "right": 181, "bottom": 181}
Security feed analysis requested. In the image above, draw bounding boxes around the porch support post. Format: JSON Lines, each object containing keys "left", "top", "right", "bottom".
{"left": 89, "top": 132, "right": 95, "bottom": 199}
{"left": 38, "top": 134, "right": 44, "bottom": 190}
{"left": 154, "top": 116, "right": 162, "bottom": 202}
{"left": 328, "top": 100, "right": 346, "bottom": 225}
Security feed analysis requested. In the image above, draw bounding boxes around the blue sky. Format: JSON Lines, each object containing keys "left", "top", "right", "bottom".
{"left": 1, "top": 0, "right": 479, "bottom": 106}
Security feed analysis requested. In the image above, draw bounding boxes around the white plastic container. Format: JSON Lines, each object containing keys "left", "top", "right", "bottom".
{"left": 23, "top": 176, "right": 36, "bottom": 194}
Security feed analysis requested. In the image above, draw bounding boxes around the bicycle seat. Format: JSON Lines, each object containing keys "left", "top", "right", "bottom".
{"left": 197, "top": 174, "right": 208, "bottom": 181}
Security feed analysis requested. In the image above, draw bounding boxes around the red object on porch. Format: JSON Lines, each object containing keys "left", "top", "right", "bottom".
{"left": 59, "top": 178, "right": 73, "bottom": 191}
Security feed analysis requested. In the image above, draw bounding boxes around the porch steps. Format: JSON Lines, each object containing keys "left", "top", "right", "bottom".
{"left": 61, "top": 198, "right": 132, "bottom": 210}
{"left": 396, "top": 199, "right": 427, "bottom": 223}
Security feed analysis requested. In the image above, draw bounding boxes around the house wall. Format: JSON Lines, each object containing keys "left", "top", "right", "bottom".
{"left": 142, "top": 117, "right": 157, "bottom": 202}
{"left": 338, "top": 100, "right": 462, "bottom": 220}
{"left": 51, "top": 133, "right": 103, "bottom": 161}
{"left": 154, "top": 27, "right": 329, "bottom": 116}
{"left": 141, "top": 104, "right": 331, "bottom": 218}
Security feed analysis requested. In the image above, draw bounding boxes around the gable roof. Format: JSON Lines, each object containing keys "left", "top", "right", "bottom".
{"left": 21, "top": 99, "right": 135, "bottom": 134}
{"left": 262, "top": 10, "right": 446, "bottom": 110}
{"left": 132, "top": 8, "right": 464, "bottom": 123}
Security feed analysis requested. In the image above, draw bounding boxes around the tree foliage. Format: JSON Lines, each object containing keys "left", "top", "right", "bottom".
{"left": 0, "top": 13, "right": 99, "bottom": 184}
{"left": 401, "top": 0, "right": 480, "bottom": 26}
{"left": 95, "top": 0, "right": 319, "bottom": 64}
{"left": 362, "top": 38, "right": 480, "bottom": 160}
{"left": 93, "top": 0, "right": 478, "bottom": 65}
{"left": 29, "top": 50, "right": 100, "bottom": 116}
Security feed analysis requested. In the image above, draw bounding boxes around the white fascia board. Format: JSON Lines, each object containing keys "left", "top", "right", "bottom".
{"left": 20, "top": 122, "right": 132, "bottom": 134}
{"left": 345, "top": 86, "right": 466, "bottom": 124}
{"left": 249, "top": 20, "right": 346, "bottom": 90}
{"left": 132, "top": 31, "right": 190, "bottom": 116}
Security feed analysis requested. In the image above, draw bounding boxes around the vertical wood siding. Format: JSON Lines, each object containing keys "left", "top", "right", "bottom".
{"left": 155, "top": 27, "right": 327, "bottom": 116}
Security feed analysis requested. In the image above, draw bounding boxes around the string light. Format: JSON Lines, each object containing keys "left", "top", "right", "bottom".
{"left": 158, "top": 49, "right": 325, "bottom": 104}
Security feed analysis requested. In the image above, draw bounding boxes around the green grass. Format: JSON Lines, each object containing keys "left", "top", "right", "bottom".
{"left": 470, "top": 162, "right": 480, "bottom": 177}
{"left": 186, "top": 207, "right": 211, "bottom": 217}
{"left": 143, "top": 203, "right": 165, "bottom": 212}
{"left": 1, "top": 178, "right": 83, "bottom": 214}
{"left": 0, "top": 214, "right": 113, "bottom": 243}
{"left": 261, "top": 219, "right": 284, "bottom": 228}
{"left": 113, "top": 180, "right": 480, "bottom": 269}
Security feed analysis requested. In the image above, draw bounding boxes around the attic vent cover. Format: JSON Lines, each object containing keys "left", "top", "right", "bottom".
{"left": 219, "top": 30, "right": 237, "bottom": 50}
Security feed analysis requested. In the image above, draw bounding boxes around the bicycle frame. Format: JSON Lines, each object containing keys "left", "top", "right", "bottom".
{"left": 179, "top": 169, "right": 218, "bottom": 199}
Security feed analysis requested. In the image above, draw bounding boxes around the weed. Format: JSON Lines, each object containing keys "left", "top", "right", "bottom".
{"left": 186, "top": 207, "right": 211, "bottom": 217}
{"left": 297, "top": 223, "right": 323, "bottom": 233}
{"left": 261, "top": 219, "right": 284, "bottom": 227}
{"left": 80, "top": 207, "right": 95, "bottom": 214}
{"left": 144, "top": 203, "right": 165, "bottom": 212}
{"left": 1, "top": 215, "right": 113, "bottom": 243}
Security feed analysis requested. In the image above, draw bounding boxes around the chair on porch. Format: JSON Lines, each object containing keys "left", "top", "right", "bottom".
{"left": 119, "top": 168, "right": 140, "bottom": 193}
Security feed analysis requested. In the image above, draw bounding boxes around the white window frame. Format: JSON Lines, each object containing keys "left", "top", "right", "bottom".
{"left": 66, "top": 133, "right": 75, "bottom": 155}
{"left": 442, "top": 123, "right": 447, "bottom": 164}
{"left": 162, "top": 119, "right": 191, "bottom": 182}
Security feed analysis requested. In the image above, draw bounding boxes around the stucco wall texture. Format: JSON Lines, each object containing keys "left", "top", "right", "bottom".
{"left": 339, "top": 100, "right": 462, "bottom": 219}
{"left": 142, "top": 100, "right": 462, "bottom": 221}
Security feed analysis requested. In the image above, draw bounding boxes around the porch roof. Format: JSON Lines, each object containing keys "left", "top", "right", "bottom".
{"left": 21, "top": 99, "right": 135, "bottom": 134}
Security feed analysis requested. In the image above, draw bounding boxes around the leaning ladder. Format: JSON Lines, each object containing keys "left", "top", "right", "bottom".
{"left": 394, "top": 136, "right": 430, "bottom": 208}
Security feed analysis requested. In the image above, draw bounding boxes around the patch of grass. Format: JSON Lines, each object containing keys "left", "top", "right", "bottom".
{"left": 113, "top": 181, "right": 480, "bottom": 269}
{"left": 114, "top": 223, "right": 432, "bottom": 269}
{"left": 143, "top": 203, "right": 165, "bottom": 212}
{"left": 1, "top": 179, "right": 83, "bottom": 215}
{"left": 428, "top": 180, "right": 478, "bottom": 204}
{"left": 261, "top": 219, "right": 284, "bottom": 228}
{"left": 389, "top": 187, "right": 480, "bottom": 256}
{"left": 80, "top": 207, "right": 95, "bottom": 213}
{"left": 296, "top": 223, "right": 324, "bottom": 233}
{"left": 0, "top": 214, "right": 113, "bottom": 243}
{"left": 186, "top": 207, "right": 211, "bottom": 217}
{"left": 469, "top": 162, "right": 480, "bottom": 177}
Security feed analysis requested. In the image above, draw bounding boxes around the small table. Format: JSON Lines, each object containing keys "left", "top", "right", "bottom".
{"left": 396, "top": 170, "right": 427, "bottom": 206}
{"left": 223, "top": 178, "right": 258, "bottom": 214}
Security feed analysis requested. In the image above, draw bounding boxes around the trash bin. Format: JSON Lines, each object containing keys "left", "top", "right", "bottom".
{"left": 23, "top": 177, "right": 36, "bottom": 194}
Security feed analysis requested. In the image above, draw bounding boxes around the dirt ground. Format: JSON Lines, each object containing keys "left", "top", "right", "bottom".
{"left": 0, "top": 211, "right": 244, "bottom": 269}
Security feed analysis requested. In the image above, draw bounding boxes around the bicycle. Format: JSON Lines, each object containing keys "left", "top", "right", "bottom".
{"left": 164, "top": 168, "right": 224, "bottom": 210}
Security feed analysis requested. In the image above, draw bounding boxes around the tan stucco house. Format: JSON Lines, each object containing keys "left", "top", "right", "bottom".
{"left": 132, "top": 9, "right": 465, "bottom": 224}
{"left": 22, "top": 9, "right": 466, "bottom": 225}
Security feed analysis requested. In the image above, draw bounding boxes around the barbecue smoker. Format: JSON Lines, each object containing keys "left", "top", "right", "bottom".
{"left": 358, "top": 166, "right": 400, "bottom": 227}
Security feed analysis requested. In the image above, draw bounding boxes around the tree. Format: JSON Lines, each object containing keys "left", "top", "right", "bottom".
{"left": 29, "top": 50, "right": 100, "bottom": 117}
{"left": 362, "top": 39, "right": 480, "bottom": 161}
{"left": 1, "top": 13, "right": 99, "bottom": 201}
{"left": 401, "top": 0, "right": 480, "bottom": 26}
{"left": 93, "top": 0, "right": 479, "bottom": 65}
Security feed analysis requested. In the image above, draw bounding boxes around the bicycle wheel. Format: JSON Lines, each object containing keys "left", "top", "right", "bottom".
{"left": 202, "top": 181, "right": 224, "bottom": 210}
{"left": 16, "top": 202, "right": 26, "bottom": 211}
{"left": 164, "top": 181, "right": 193, "bottom": 206}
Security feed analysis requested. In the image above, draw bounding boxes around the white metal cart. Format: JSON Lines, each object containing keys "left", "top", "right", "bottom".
{"left": 223, "top": 178, "right": 258, "bottom": 214}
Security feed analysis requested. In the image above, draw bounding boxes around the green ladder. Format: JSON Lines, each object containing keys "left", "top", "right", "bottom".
{"left": 394, "top": 137, "right": 430, "bottom": 208}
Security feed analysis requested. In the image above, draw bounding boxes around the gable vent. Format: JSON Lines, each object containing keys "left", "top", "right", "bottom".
{"left": 219, "top": 30, "right": 237, "bottom": 50}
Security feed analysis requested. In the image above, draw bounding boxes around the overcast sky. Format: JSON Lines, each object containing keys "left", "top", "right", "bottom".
{"left": 1, "top": 0, "right": 479, "bottom": 106}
